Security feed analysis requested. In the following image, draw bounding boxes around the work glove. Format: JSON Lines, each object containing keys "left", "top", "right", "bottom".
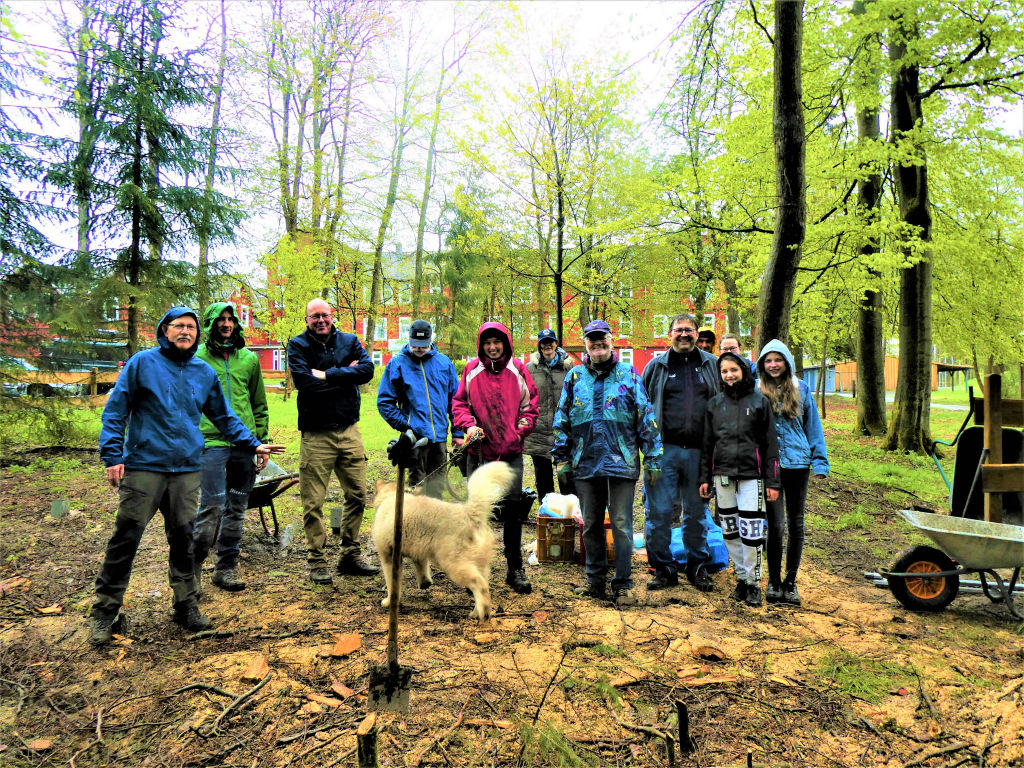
{"left": 387, "top": 429, "right": 418, "bottom": 469}
{"left": 644, "top": 467, "right": 661, "bottom": 488}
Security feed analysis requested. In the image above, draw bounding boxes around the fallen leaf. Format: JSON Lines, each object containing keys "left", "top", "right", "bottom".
{"left": 35, "top": 604, "right": 64, "bottom": 615}
{"left": 305, "top": 693, "right": 342, "bottom": 709}
{"left": 26, "top": 739, "right": 53, "bottom": 751}
{"left": 331, "top": 680, "right": 356, "bottom": 698}
{"left": 329, "top": 632, "right": 361, "bottom": 657}
{"left": 473, "top": 632, "right": 499, "bottom": 644}
{"left": 676, "top": 665, "right": 712, "bottom": 679}
{"left": 532, "top": 611, "right": 549, "bottom": 623}
{"left": 0, "top": 577, "right": 30, "bottom": 594}
{"left": 242, "top": 654, "right": 270, "bottom": 682}
{"left": 300, "top": 701, "right": 323, "bottom": 716}
{"left": 895, "top": 687, "right": 909, "bottom": 696}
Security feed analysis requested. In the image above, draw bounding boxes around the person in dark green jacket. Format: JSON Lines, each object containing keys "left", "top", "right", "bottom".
{"left": 194, "top": 302, "right": 270, "bottom": 594}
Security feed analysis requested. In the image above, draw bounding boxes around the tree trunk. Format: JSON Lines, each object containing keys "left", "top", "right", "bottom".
{"left": 852, "top": 0, "right": 887, "bottom": 436}
{"left": 554, "top": 177, "right": 565, "bottom": 340}
{"left": 885, "top": 15, "right": 933, "bottom": 454}
{"left": 755, "top": 0, "right": 805, "bottom": 350}
{"left": 413, "top": 73, "right": 443, "bottom": 318}
{"left": 197, "top": 0, "right": 227, "bottom": 312}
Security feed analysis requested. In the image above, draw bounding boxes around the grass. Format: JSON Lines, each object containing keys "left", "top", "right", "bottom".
{"left": 815, "top": 649, "right": 916, "bottom": 703}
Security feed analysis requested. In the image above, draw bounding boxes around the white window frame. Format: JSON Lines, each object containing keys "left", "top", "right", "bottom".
{"left": 375, "top": 316, "right": 387, "bottom": 340}
{"left": 653, "top": 314, "right": 669, "bottom": 338}
{"left": 361, "top": 318, "right": 368, "bottom": 338}
{"left": 619, "top": 348, "right": 634, "bottom": 367}
{"left": 238, "top": 304, "right": 250, "bottom": 327}
{"left": 371, "top": 350, "right": 383, "bottom": 367}
{"left": 618, "top": 316, "right": 632, "bottom": 339}
{"left": 398, "top": 283, "right": 412, "bottom": 304}
{"left": 101, "top": 301, "right": 119, "bottom": 322}
{"left": 272, "top": 348, "right": 285, "bottom": 371}
{"left": 398, "top": 316, "right": 411, "bottom": 339}
{"left": 703, "top": 313, "right": 715, "bottom": 330}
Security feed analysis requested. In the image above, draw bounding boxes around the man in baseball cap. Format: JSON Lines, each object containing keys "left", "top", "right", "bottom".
{"left": 377, "top": 319, "right": 460, "bottom": 497}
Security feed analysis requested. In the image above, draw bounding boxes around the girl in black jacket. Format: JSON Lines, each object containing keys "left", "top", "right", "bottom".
{"left": 699, "top": 353, "right": 781, "bottom": 606}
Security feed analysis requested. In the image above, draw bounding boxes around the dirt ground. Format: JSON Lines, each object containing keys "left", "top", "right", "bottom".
{"left": 2, "top": 439, "right": 1023, "bottom": 768}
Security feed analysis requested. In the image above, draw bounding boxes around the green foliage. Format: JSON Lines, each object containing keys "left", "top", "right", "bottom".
{"left": 0, "top": 401, "right": 99, "bottom": 450}
{"left": 594, "top": 673, "right": 622, "bottom": 713}
{"left": 519, "top": 720, "right": 595, "bottom": 768}
{"left": 816, "top": 649, "right": 915, "bottom": 703}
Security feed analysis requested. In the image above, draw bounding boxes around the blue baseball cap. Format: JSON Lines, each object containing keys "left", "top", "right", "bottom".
{"left": 409, "top": 319, "right": 432, "bottom": 348}
{"left": 537, "top": 329, "right": 558, "bottom": 346}
{"left": 583, "top": 320, "right": 611, "bottom": 338}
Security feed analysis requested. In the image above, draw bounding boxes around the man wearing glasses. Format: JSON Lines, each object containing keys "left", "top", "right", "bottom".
{"left": 91, "top": 307, "right": 284, "bottom": 644}
{"left": 287, "top": 299, "right": 377, "bottom": 585}
{"left": 641, "top": 314, "right": 721, "bottom": 593}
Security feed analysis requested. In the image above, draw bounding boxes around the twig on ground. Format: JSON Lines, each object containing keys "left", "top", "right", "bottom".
{"left": 411, "top": 689, "right": 475, "bottom": 766}
{"left": 69, "top": 706, "right": 103, "bottom": 768}
{"left": 914, "top": 671, "right": 938, "bottom": 720}
{"left": 902, "top": 742, "right": 969, "bottom": 768}
{"left": 615, "top": 717, "right": 675, "bottom": 767}
{"left": 166, "top": 682, "right": 236, "bottom": 699}
{"left": 321, "top": 745, "right": 357, "bottom": 768}
{"left": 201, "top": 671, "right": 272, "bottom": 736}
{"left": 277, "top": 724, "right": 340, "bottom": 745}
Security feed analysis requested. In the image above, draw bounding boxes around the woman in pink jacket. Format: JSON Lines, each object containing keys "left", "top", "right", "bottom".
{"left": 452, "top": 322, "right": 540, "bottom": 594}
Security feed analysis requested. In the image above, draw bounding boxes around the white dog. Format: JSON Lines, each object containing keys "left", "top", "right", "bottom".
{"left": 373, "top": 460, "right": 515, "bottom": 621}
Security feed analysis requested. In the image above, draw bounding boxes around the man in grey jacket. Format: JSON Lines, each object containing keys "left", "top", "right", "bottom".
{"left": 524, "top": 329, "right": 575, "bottom": 503}
{"left": 641, "top": 313, "right": 720, "bottom": 593}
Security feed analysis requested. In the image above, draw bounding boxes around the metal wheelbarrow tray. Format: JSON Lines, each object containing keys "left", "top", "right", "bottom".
{"left": 883, "top": 509, "right": 1024, "bottom": 619}
{"left": 248, "top": 462, "right": 300, "bottom": 538}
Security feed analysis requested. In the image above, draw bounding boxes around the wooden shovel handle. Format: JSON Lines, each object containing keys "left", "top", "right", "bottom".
{"left": 386, "top": 467, "right": 405, "bottom": 669}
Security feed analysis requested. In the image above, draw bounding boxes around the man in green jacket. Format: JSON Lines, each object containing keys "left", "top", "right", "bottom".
{"left": 194, "top": 302, "right": 270, "bottom": 593}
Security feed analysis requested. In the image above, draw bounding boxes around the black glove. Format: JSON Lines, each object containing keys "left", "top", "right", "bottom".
{"left": 387, "top": 429, "right": 418, "bottom": 468}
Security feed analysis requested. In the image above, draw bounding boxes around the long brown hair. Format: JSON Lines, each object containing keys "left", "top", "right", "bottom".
{"left": 759, "top": 354, "right": 802, "bottom": 419}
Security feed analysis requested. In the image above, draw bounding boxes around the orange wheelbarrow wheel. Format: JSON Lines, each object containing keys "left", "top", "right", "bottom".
{"left": 887, "top": 545, "right": 959, "bottom": 612}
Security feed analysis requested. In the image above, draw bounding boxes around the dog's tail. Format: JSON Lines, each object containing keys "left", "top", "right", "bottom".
{"left": 465, "top": 461, "right": 517, "bottom": 524}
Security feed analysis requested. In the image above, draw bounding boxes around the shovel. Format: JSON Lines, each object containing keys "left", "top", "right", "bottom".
{"left": 368, "top": 435, "right": 423, "bottom": 712}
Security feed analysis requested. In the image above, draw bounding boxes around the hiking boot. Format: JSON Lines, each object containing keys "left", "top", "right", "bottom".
{"left": 574, "top": 582, "right": 607, "bottom": 600}
{"left": 646, "top": 572, "right": 679, "bottom": 591}
{"left": 89, "top": 613, "right": 125, "bottom": 646}
{"left": 310, "top": 567, "right": 334, "bottom": 585}
{"left": 173, "top": 605, "right": 213, "bottom": 632}
{"left": 336, "top": 554, "right": 380, "bottom": 577}
{"left": 744, "top": 583, "right": 763, "bottom": 607}
{"left": 781, "top": 581, "right": 802, "bottom": 606}
{"left": 212, "top": 568, "right": 246, "bottom": 592}
{"left": 613, "top": 588, "right": 638, "bottom": 608}
{"left": 730, "top": 581, "right": 749, "bottom": 602}
{"left": 687, "top": 564, "right": 714, "bottom": 593}
{"left": 765, "top": 582, "right": 784, "bottom": 604}
{"left": 506, "top": 569, "right": 532, "bottom": 594}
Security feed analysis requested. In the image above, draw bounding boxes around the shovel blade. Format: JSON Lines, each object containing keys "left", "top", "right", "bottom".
{"left": 367, "top": 663, "right": 413, "bottom": 712}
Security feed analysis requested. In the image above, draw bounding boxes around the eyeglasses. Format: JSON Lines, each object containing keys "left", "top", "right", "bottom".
{"left": 306, "top": 313, "right": 331, "bottom": 320}
{"left": 671, "top": 327, "right": 697, "bottom": 336}
{"left": 167, "top": 322, "right": 197, "bottom": 332}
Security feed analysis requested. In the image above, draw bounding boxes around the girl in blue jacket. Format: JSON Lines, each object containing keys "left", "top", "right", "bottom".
{"left": 756, "top": 339, "right": 830, "bottom": 606}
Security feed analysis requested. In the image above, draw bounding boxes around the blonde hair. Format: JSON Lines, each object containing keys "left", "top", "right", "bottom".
{"left": 759, "top": 357, "right": 802, "bottom": 419}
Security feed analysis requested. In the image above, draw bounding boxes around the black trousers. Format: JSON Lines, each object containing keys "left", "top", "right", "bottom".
{"left": 530, "top": 454, "right": 576, "bottom": 501}
{"left": 766, "top": 467, "right": 810, "bottom": 584}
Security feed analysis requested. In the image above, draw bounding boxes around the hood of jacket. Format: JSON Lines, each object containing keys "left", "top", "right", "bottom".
{"left": 477, "top": 321, "right": 513, "bottom": 372}
{"left": 718, "top": 351, "right": 755, "bottom": 397}
{"left": 529, "top": 347, "right": 572, "bottom": 370}
{"left": 157, "top": 306, "right": 200, "bottom": 361}
{"left": 202, "top": 301, "right": 246, "bottom": 353}
{"left": 756, "top": 338, "right": 795, "bottom": 378}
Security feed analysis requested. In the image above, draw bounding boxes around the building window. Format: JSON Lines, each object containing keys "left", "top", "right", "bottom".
{"left": 618, "top": 316, "right": 632, "bottom": 339}
{"left": 703, "top": 313, "right": 715, "bottom": 330}
{"left": 398, "top": 316, "right": 411, "bottom": 339}
{"left": 272, "top": 348, "right": 284, "bottom": 371}
{"left": 619, "top": 348, "right": 634, "bottom": 367}
{"left": 398, "top": 282, "right": 412, "bottom": 304}
{"left": 740, "top": 319, "right": 752, "bottom": 337}
{"left": 375, "top": 316, "right": 387, "bottom": 340}
{"left": 360, "top": 318, "right": 368, "bottom": 338}
{"left": 653, "top": 314, "right": 669, "bottom": 338}
{"left": 617, "top": 284, "right": 633, "bottom": 298}
{"left": 372, "top": 350, "right": 383, "bottom": 366}
{"left": 238, "top": 305, "right": 251, "bottom": 327}
{"left": 101, "top": 301, "right": 120, "bottom": 322}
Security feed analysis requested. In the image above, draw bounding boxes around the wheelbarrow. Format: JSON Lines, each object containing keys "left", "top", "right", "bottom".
{"left": 248, "top": 460, "right": 300, "bottom": 538}
{"left": 881, "top": 509, "right": 1024, "bottom": 619}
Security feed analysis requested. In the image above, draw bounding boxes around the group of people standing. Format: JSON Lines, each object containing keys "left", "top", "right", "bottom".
{"left": 88, "top": 298, "right": 827, "bottom": 646}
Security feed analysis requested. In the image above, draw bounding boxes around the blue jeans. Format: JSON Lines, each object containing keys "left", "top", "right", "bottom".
{"left": 575, "top": 476, "right": 636, "bottom": 591}
{"left": 194, "top": 446, "right": 256, "bottom": 571}
{"left": 645, "top": 444, "right": 708, "bottom": 576}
